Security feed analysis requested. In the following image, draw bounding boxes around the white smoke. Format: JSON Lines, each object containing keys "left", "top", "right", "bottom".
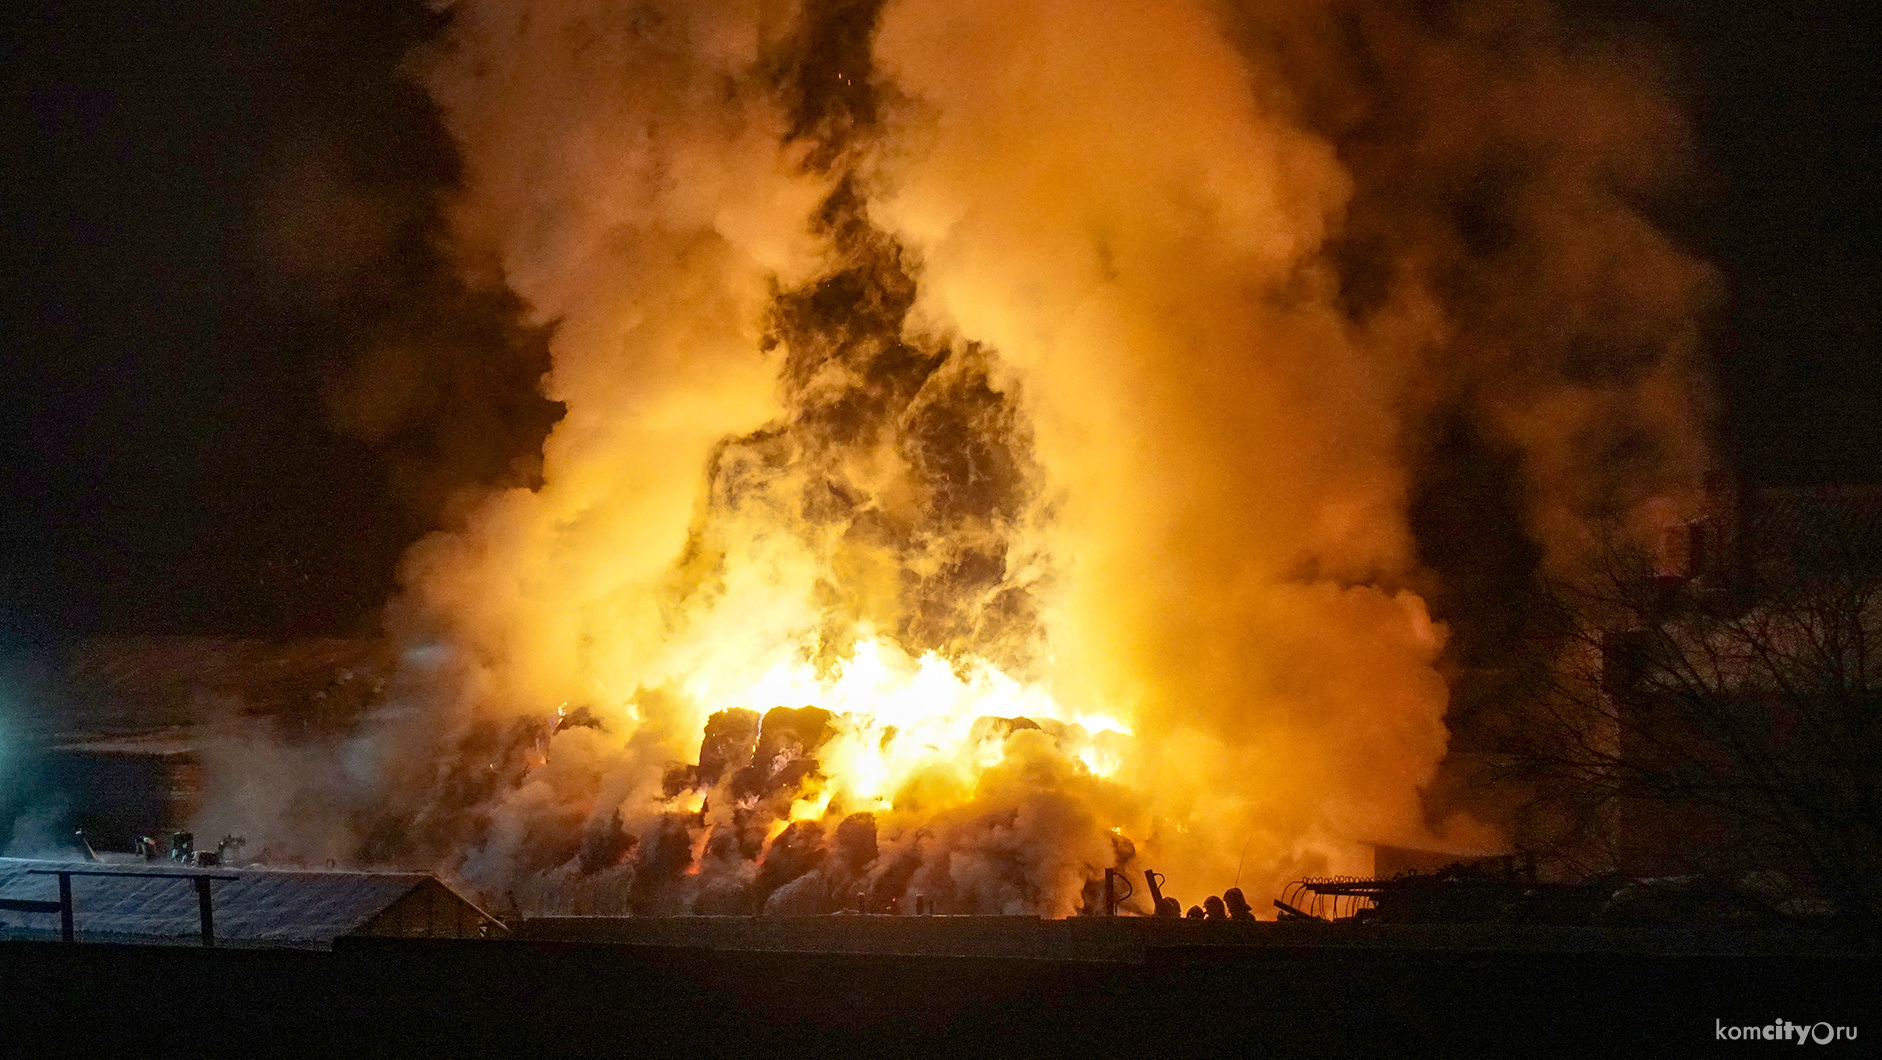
{"left": 190, "top": 0, "right": 1713, "bottom": 916}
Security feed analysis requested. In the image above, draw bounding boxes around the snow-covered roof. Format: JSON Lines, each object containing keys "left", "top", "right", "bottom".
{"left": 0, "top": 857, "right": 493, "bottom": 948}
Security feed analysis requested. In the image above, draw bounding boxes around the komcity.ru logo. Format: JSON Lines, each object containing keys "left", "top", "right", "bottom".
{"left": 1716, "top": 1019, "right": 1858, "bottom": 1044}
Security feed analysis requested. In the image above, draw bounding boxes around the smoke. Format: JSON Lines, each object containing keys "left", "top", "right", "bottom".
{"left": 192, "top": 0, "right": 1712, "bottom": 914}
{"left": 4, "top": 797, "right": 76, "bottom": 860}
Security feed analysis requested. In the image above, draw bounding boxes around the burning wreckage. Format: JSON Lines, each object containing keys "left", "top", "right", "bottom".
{"left": 26, "top": 668, "right": 1836, "bottom": 944}
{"left": 32, "top": 0, "right": 1749, "bottom": 944}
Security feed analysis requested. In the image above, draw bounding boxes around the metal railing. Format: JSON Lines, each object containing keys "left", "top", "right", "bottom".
{"left": 7, "top": 869, "right": 239, "bottom": 946}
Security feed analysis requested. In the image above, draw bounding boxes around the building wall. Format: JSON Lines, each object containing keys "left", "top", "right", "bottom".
{"left": 358, "top": 878, "right": 501, "bottom": 939}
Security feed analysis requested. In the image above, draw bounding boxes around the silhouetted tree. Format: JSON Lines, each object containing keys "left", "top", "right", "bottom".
{"left": 1500, "top": 495, "right": 1882, "bottom": 943}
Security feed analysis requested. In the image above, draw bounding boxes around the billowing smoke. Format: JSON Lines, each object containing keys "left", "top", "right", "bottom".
{"left": 192, "top": 0, "right": 1712, "bottom": 915}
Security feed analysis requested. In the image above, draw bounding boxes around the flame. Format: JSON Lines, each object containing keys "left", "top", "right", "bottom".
{"left": 191, "top": 0, "right": 1715, "bottom": 920}
{"left": 695, "top": 634, "right": 1125, "bottom": 811}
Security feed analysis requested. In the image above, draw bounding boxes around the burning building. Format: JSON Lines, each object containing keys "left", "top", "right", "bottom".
{"left": 164, "top": 0, "right": 1716, "bottom": 920}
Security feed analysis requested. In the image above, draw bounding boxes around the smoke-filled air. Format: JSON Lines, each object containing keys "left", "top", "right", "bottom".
{"left": 192, "top": 0, "right": 1715, "bottom": 915}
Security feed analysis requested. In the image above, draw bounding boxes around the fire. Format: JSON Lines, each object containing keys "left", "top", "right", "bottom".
{"left": 676, "top": 633, "right": 1129, "bottom": 815}
{"left": 191, "top": 0, "right": 1715, "bottom": 920}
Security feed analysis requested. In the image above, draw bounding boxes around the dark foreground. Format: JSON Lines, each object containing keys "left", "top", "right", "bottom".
{"left": 0, "top": 924, "right": 1873, "bottom": 1057}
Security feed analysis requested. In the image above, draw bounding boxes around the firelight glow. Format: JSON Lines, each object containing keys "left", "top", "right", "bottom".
{"left": 187, "top": 0, "right": 1715, "bottom": 920}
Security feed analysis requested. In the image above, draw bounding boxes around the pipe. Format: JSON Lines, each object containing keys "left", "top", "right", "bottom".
{"left": 1103, "top": 869, "right": 1133, "bottom": 915}
{"left": 1144, "top": 869, "right": 1180, "bottom": 917}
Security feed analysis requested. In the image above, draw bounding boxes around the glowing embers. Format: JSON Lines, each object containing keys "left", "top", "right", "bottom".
{"left": 669, "top": 635, "right": 1130, "bottom": 822}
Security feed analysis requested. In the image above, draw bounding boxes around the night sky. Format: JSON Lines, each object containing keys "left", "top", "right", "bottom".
{"left": 1, "top": 0, "right": 1878, "bottom": 645}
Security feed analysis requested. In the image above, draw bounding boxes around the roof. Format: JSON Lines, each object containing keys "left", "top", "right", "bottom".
{"left": 0, "top": 858, "right": 496, "bottom": 948}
